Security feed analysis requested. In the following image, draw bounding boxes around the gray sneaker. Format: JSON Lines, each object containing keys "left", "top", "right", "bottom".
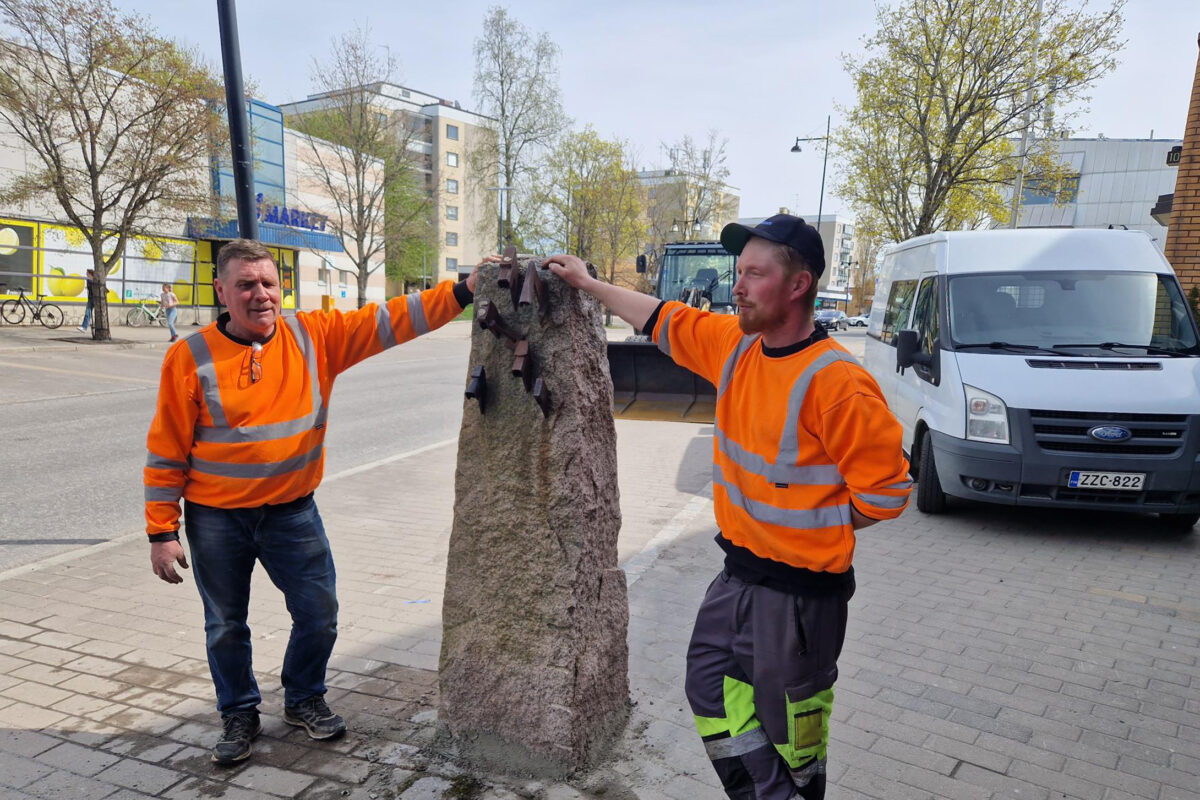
{"left": 284, "top": 696, "right": 346, "bottom": 740}
{"left": 211, "top": 710, "right": 261, "bottom": 765}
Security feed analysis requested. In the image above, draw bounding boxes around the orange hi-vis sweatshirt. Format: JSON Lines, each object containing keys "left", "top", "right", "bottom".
{"left": 653, "top": 301, "right": 912, "bottom": 574}
{"left": 143, "top": 281, "right": 466, "bottom": 535}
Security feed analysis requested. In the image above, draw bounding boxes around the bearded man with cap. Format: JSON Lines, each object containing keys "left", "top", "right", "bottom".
{"left": 546, "top": 214, "right": 911, "bottom": 799}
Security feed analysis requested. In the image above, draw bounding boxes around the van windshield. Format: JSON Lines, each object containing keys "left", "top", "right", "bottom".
{"left": 947, "top": 271, "right": 1199, "bottom": 356}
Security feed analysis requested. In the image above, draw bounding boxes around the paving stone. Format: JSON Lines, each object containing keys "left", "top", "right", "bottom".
{"left": 34, "top": 740, "right": 121, "bottom": 776}
{"left": 397, "top": 776, "right": 452, "bottom": 798}
{"left": 93, "top": 757, "right": 182, "bottom": 795}
{"left": 21, "top": 768, "right": 122, "bottom": 799}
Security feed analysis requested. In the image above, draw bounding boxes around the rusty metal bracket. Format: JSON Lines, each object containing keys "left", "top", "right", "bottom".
{"left": 532, "top": 376, "right": 552, "bottom": 417}
{"left": 509, "top": 262, "right": 524, "bottom": 308}
{"left": 477, "top": 299, "right": 521, "bottom": 346}
{"left": 497, "top": 245, "right": 518, "bottom": 288}
{"left": 511, "top": 339, "right": 534, "bottom": 392}
{"left": 518, "top": 261, "right": 549, "bottom": 323}
{"left": 465, "top": 365, "right": 487, "bottom": 412}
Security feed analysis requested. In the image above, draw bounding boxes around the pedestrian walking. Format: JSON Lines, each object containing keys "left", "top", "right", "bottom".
{"left": 546, "top": 214, "right": 912, "bottom": 799}
{"left": 160, "top": 282, "right": 180, "bottom": 341}
{"left": 143, "top": 239, "right": 478, "bottom": 765}
{"left": 77, "top": 269, "right": 95, "bottom": 332}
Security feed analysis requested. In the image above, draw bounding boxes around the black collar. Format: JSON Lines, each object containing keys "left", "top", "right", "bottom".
{"left": 760, "top": 324, "right": 829, "bottom": 358}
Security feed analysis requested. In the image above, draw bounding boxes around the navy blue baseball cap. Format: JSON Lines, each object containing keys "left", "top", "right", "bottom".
{"left": 720, "top": 214, "right": 826, "bottom": 278}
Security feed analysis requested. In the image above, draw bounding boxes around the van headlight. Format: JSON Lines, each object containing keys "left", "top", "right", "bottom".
{"left": 965, "top": 385, "right": 1009, "bottom": 444}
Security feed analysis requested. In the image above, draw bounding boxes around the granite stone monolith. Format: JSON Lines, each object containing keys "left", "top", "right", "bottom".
{"left": 439, "top": 259, "right": 629, "bottom": 775}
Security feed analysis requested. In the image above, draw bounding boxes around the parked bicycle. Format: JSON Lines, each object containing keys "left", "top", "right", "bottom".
{"left": 126, "top": 297, "right": 166, "bottom": 327}
{"left": 0, "top": 285, "right": 65, "bottom": 329}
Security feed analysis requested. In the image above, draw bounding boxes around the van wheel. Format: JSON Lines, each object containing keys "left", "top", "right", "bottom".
{"left": 1158, "top": 512, "right": 1198, "bottom": 533}
{"left": 916, "top": 430, "right": 947, "bottom": 514}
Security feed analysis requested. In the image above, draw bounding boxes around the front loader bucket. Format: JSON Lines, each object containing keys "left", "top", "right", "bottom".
{"left": 607, "top": 341, "right": 715, "bottom": 423}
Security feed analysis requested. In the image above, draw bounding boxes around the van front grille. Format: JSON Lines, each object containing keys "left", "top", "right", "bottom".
{"left": 1027, "top": 410, "right": 1188, "bottom": 457}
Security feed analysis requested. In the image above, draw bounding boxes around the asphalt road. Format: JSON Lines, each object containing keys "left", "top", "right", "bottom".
{"left": 0, "top": 328, "right": 473, "bottom": 572}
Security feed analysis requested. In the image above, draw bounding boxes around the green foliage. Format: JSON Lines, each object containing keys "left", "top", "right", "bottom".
{"left": 835, "top": 0, "right": 1125, "bottom": 241}
{"left": 1188, "top": 286, "right": 1200, "bottom": 324}
{"left": 542, "top": 127, "right": 645, "bottom": 285}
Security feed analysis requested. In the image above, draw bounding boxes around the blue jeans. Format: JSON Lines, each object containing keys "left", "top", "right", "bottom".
{"left": 80, "top": 302, "right": 92, "bottom": 330}
{"left": 165, "top": 306, "right": 178, "bottom": 338}
{"left": 183, "top": 494, "right": 338, "bottom": 715}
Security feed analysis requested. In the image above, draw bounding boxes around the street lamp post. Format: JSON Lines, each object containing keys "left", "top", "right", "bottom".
{"left": 791, "top": 115, "right": 831, "bottom": 228}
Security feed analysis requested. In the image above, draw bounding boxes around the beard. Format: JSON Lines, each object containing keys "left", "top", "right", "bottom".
{"left": 737, "top": 302, "right": 787, "bottom": 335}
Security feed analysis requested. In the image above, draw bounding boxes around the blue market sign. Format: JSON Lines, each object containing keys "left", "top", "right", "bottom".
{"left": 256, "top": 194, "right": 328, "bottom": 231}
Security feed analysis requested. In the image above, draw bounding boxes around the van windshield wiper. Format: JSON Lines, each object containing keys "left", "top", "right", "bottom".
{"left": 956, "top": 341, "right": 1076, "bottom": 356}
{"left": 1052, "top": 342, "right": 1188, "bottom": 357}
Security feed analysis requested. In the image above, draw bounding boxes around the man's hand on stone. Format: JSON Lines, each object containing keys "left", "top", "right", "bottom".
{"left": 468, "top": 254, "right": 504, "bottom": 293}
{"left": 544, "top": 254, "right": 594, "bottom": 291}
{"left": 151, "top": 540, "right": 189, "bottom": 584}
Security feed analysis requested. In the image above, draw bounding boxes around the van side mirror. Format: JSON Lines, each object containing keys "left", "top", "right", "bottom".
{"left": 896, "top": 330, "right": 921, "bottom": 369}
{"left": 636, "top": 255, "right": 647, "bottom": 274}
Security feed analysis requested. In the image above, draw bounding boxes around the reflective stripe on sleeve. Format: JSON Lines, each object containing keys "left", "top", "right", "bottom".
{"left": 186, "top": 334, "right": 228, "bottom": 427}
{"left": 716, "top": 429, "right": 843, "bottom": 487}
{"left": 656, "top": 305, "right": 678, "bottom": 357}
{"left": 189, "top": 442, "right": 324, "bottom": 479}
{"left": 145, "top": 485, "right": 183, "bottom": 503}
{"left": 703, "top": 727, "right": 772, "bottom": 761}
{"left": 714, "top": 466, "right": 850, "bottom": 530}
{"left": 146, "top": 452, "right": 188, "bottom": 471}
{"left": 376, "top": 303, "right": 397, "bottom": 350}
{"left": 853, "top": 492, "right": 909, "bottom": 509}
{"left": 407, "top": 293, "right": 430, "bottom": 336}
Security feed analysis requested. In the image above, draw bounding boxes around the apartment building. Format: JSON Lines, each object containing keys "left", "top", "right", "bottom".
{"left": 279, "top": 83, "right": 495, "bottom": 289}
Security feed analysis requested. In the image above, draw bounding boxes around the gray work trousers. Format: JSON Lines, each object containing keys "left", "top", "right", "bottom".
{"left": 685, "top": 570, "right": 852, "bottom": 800}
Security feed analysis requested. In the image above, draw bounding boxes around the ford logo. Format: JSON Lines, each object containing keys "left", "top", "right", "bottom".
{"left": 1088, "top": 425, "right": 1132, "bottom": 442}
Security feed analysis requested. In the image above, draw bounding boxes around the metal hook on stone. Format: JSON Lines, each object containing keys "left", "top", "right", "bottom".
{"left": 477, "top": 299, "right": 521, "bottom": 347}
{"left": 518, "top": 261, "right": 549, "bottom": 323}
{"left": 533, "top": 376, "right": 552, "bottom": 417}
{"left": 497, "top": 245, "right": 518, "bottom": 289}
{"left": 511, "top": 339, "right": 534, "bottom": 392}
{"left": 465, "top": 365, "right": 487, "bottom": 413}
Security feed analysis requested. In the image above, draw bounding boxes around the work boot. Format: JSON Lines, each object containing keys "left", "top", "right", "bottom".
{"left": 211, "top": 710, "right": 261, "bottom": 765}
{"left": 283, "top": 695, "right": 346, "bottom": 740}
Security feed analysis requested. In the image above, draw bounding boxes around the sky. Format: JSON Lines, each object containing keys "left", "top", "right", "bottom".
{"left": 124, "top": 0, "right": 1197, "bottom": 220}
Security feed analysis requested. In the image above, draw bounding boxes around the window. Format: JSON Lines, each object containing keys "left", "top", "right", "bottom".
{"left": 446, "top": 205, "right": 459, "bottom": 220}
{"left": 317, "top": 259, "right": 332, "bottom": 288}
{"left": 880, "top": 279, "right": 918, "bottom": 345}
{"left": 446, "top": 257, "right": 458, "bottom": 272}
{"left": 446, "top": 178, "right": 459, "bottom": 194}
{"left": 446, "top": 124, "right": 459, "bottom": 140}
{"left": 446, "top": 151, "right": 459, "bottom": 167}
{"left": 446, "top": 232, "right": 458, "bottom": 247}
{"left": 912, "top": 276, "right": 940, "bottom": 357}
{"left": 1021, "top": 174, "right": 1080, "bottom": 206}
{"left": 338, "top": 270, "right": 348, "bottom": 289}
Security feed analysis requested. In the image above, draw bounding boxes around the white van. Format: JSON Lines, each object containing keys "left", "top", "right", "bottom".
{"left": 863, "top": 228, "right": 1200, "bottom": 531}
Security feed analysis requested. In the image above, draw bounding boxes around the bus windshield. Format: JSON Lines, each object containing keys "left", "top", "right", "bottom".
{"left": 948, "top": 271, "right": 1199, "bottom": 355}
{"left": 657, "top": 250, "right": 736, "bottom": 309}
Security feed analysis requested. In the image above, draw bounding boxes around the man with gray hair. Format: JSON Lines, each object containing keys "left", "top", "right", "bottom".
{"left": 144, "top": 239, "right": 477, "bottom": 764}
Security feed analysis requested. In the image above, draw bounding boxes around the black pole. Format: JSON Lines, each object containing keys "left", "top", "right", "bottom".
{"left": 216, "top": 0, "right": 257, "bottom": 240}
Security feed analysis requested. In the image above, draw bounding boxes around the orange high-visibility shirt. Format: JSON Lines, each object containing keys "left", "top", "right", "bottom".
{"left": 143, "top": 281, "right": 466, "bottom": 535}
{"left": 653, "top": 301, "right": 912, "bottom": 573}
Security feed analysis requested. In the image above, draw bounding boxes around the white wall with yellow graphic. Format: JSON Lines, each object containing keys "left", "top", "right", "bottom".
{"left": 0, "top": 217, "right": 300, "bottom": 311}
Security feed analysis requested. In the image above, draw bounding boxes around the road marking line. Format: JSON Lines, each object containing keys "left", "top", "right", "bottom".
{"left": 0, "top": 359, "right": 159, "bottom": 384}
{"left": 323, "top": 438, "right": 459, "bottom": 483}
{"left": 622, "top": 483, "right": 714, "bottom": 586}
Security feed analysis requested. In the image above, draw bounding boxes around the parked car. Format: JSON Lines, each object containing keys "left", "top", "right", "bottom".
{"left": 815, "top": 309, "right": 847, "bottom": 330}
{"left": 847, "top": 314, "right": 869, "bottom": 327}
